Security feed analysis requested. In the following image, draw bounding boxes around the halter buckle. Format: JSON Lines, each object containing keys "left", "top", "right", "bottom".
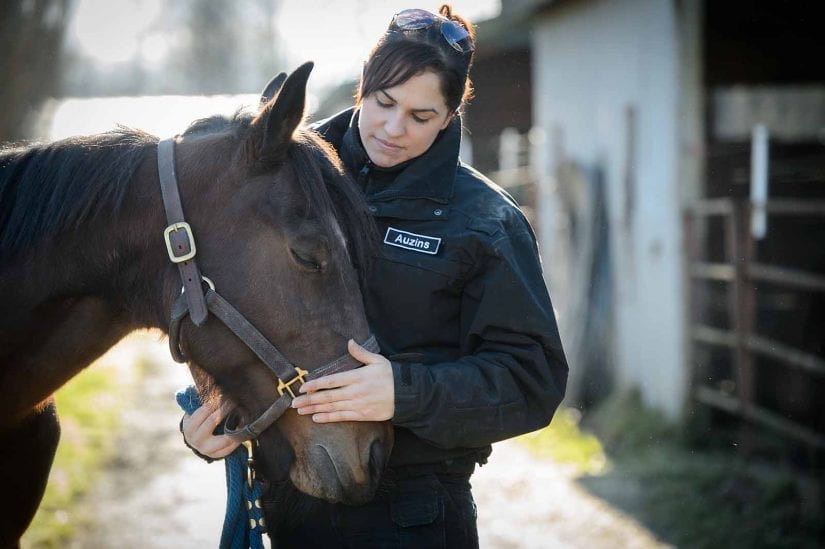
{"left": 164, "top": 222, "right": 197, "bottom": 263}
{"left": 277, "top": 367, "right": 309, "bottom": 398}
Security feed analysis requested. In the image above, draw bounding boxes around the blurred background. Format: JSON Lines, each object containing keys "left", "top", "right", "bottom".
{"left": 5, "top": 0, "right": 824, "bottom": 547}
{"left": 3, "top": 0, "right": 499, "bottom": 139}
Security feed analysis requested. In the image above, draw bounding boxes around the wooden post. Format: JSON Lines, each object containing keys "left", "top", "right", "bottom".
{"left": 730, "top": 201, "right": 757, "bottom": 453}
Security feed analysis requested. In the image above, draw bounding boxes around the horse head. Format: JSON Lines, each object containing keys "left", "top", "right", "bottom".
{"left": 164, "top": 62, "right": 392, "bottom": 504}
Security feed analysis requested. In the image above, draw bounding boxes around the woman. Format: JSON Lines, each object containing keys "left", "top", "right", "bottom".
{"left": 183, "top": 5, "right": 567, "bottom": 547}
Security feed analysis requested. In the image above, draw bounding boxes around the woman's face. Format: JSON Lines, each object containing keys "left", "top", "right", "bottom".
{"left": 358, "top": 70, "right": 452, "bottom": 168}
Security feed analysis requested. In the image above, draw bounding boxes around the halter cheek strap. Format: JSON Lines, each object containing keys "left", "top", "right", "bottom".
{"left": 159, "top": 136, "right": 377, "bottom": 440}
{"left": 158, "top": 137, "right": 208, "bottom": 325}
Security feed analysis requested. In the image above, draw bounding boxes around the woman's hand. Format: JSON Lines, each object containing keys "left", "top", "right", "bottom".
{"left": 182, "top": 400, "right": 241, "bottom": 459}
{"left": 291, "top": 339, "right": 394, "bottom": 422}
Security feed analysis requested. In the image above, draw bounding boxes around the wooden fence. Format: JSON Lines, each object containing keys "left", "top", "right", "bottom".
{"left": 685, "top": 198, "right": 825, "bottom": 451}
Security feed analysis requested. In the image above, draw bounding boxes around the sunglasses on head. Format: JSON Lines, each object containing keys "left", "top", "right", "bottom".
{"left": 389, "top": 8, "right": 474, "bottom": 54}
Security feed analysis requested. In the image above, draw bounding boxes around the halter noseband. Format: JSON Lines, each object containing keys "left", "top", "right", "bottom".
{"left": 157, "top": 137, "right": 377, "bottom": 441}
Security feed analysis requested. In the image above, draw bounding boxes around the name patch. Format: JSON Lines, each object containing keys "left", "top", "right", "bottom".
{"left": 384, "top": 227, "right": 441, "bottom": 255}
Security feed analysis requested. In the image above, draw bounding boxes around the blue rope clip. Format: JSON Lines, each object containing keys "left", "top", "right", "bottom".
{"left": 176, "top": 385, "right": 266, "bottom": 549}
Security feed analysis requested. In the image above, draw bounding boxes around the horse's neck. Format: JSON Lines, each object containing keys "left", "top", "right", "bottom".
{"left": 0, "top": 156, "right": 173, "bottom": 424}
{"left": 1, "top": 152, "right": 170, "bottom": 324}
{"left": 0, "top": 295, "right": 136, "bottom": 427}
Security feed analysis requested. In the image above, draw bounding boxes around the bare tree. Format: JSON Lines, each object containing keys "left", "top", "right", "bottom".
{"left": 173, "top": 0, "right": 284, "bottom": 94}
{"left": 178, "top": 0, "right": 240, "bottom": 93}
{"left": 0, "top": 0, "right": 72, "bottom": 142}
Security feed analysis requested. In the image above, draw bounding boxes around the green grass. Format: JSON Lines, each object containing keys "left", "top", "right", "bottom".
{"left": 518, "top": 391, "right": 824, "bottom": 549}
{"left": 20, "top": 341, "right": 145, "bottom": 549}
{"left": 517, "top": 407, "right": 607, "bottom": 474}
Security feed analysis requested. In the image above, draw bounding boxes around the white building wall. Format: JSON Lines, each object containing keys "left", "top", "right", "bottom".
{"left": 533, "top": 0, "right": 688, "bottom": 418}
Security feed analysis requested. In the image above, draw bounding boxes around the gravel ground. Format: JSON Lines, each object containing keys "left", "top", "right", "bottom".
{"left": 64, "top": 337, "right": 671, "bottom": 548}
{"left": 66, "top": 335, "right": 228, "bottom": 549}
{"left": 474, "top": 443, "right": 670, "bottom": 548}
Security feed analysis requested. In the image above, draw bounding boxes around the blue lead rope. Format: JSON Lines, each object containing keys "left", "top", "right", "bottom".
{"left": 176, "top": 385, "right": 266, "bottom": 549}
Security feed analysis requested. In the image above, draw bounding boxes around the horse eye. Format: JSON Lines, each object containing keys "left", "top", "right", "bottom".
{"left": 289, "top": 248, "right": 322, "bottom": 272}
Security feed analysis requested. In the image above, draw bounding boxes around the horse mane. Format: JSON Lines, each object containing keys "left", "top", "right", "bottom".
{"left": 0, "top": 111, "right": 375, "bottom": 273}
{"left": 0, "top": 128, "right": 157, "bottom": 259}
{"left": 181, "top": 109, "right": 251, "bottom": 137}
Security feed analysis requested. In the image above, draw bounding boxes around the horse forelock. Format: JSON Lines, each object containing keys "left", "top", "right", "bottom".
{"left": 0, "top": 128, "right": 157, "bottom": 261}
{"left": 286, "top": 130, "right": 378, "bottom": 284}
{"left": 179, "top": 112, "right": 375, "bottom": 278}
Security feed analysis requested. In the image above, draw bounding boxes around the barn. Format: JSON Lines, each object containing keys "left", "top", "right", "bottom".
{"left": 465, "top": 0, "right": 825, "bottom": 466}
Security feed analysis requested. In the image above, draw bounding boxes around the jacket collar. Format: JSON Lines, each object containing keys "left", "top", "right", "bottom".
{"left": 316, "top": 107, "right": 461, "bottom": 204}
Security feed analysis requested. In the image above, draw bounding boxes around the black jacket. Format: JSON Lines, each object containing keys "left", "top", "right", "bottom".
{"left": 313, "top": 108, "right": 568, "bottom": 469}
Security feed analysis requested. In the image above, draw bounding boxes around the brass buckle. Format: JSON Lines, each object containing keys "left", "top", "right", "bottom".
{"left": 277, "top": 367, "right": 309, "bottom": 398}
{"left": 164, "top": 222, "right": 197, "bottom": 263}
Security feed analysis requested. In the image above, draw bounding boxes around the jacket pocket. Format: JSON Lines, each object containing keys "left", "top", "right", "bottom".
{"left": 390, "top": 489, "right": 446, "bottom": 549}
{"left": 390, "top": 492, "right": 441, "bottom": 527}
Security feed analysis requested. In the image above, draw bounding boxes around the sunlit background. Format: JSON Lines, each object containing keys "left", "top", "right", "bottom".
{"left": 6, "top": 1, "right": 825, "bottom": 547}
{"left": 44, "top": 0, "right": 499, "bottom": 139}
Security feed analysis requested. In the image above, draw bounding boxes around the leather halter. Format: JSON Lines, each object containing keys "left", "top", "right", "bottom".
{"left": 158, "top": 137, "right": 377, "bottom": 441}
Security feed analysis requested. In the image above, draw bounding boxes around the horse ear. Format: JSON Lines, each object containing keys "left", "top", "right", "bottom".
{"left": 259, "top": 72, "right": 287, "bottom": 107}
{"left": 248, "top": 62, "right": 314, "bottom": 167}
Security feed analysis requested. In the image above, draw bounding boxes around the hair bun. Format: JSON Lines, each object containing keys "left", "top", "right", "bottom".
{"left": 439, "top": 4, "right": 453, "bottom": 19}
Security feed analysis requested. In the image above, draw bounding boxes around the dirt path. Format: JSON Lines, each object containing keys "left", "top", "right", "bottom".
{"left": 67, "top": 337, "right": 670, "bottom": 548}
{"left": 474, "top": 443, "right": 670, "bottom": 548}
{"left": 66, "top": 335, "right": 229, "bottom": 548}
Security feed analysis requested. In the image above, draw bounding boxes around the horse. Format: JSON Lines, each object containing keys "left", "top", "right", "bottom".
{"left": 0, "top": 62, "right": 393, "bottom": 547}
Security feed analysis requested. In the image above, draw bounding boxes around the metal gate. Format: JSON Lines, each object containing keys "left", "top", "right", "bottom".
{"left": 685, "top": 138, "right": 825, "bottom": 458}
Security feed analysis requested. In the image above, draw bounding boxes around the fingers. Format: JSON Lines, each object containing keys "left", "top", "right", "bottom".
{"left": 182, "top": 403, "right": 214, "bottom": 435}
{"left": 291, "top": 369, "right": 393, "bottom": 422}
{"left": 290, "top": 343, "right": 394, "bottom": 423}
{"left": 182, "top": 401, "right": 242, "bottom": 459}
{"left": 203, "top": 436, "right": 241, "bottom": 458}
{"left": 347, "top": 338, "right": 381, "bottom": 363}
{"left": 189, "top": 432, "right": 241, "bottom": 458}
{"left": 299, "top": 369, "right": 357, "bottom": 394}
{"left": 294, "top": 398, "right": 358, "bottom": 416}
{"left": 294, "top": 382, "right": 356, "bottom": 406}
{"left": 309, "top": 410, "right": 362, "bottom": 423}
{"left": 191, "top": 403, "right": 226, "bottom": 441}
{"left": 292, "top": 397, "right": 366, "bottom": 422}
{"left": 298, "top": 339, "right": 384, "bottom": 394}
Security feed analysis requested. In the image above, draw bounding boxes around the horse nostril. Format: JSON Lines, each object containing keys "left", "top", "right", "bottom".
{"left": 368, "top": 438, "right": 387, "bottom": 477}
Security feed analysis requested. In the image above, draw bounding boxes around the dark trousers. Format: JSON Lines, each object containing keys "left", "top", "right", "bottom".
{"left": 272, "top": 473, "right": 479, "bottom": 549}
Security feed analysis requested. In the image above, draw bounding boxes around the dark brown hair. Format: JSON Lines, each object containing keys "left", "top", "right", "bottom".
{"left": 355, "top": 4, "right": 475, "bottom": 113}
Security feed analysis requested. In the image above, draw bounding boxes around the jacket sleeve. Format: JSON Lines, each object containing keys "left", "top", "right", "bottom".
{"left": 390, "top": 226, "right": 568, "bottom": 449}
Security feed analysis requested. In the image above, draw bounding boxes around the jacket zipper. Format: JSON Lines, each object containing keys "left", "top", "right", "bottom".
{"left": 358, "top": 160, "right": 373, "bottom": 189}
